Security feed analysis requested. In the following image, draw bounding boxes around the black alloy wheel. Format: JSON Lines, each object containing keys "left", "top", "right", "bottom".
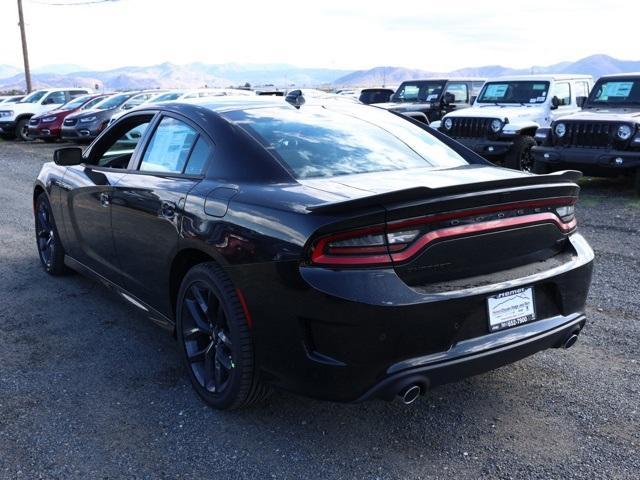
{"left": 182, "top": 280, "right": 235, "bottom": 394}
{"left": 34, "top": 193, "right": 67, "bottom": 275}
{"left": 505, "top": 135, "right": 536, "bottom": 172}
{"left": 16, "top": 118, "right": 32, "bottom": 141}
{"left": 176, "top": 263, "right": 269, "bottom": 409}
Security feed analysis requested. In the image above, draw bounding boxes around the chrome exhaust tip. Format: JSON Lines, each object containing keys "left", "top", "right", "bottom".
{"left": 399, "top": 385, "right": 421, "bottom": 405}
{"left": 562, "top": 333, "right": 579, "bottom": 349}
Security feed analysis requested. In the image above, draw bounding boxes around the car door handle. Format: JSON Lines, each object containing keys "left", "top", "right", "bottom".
{"left": 160, "top": 201, "right": 176, "bottom": 218}
{"left": 99, "top": 192, "right": 111, "bottom": 207}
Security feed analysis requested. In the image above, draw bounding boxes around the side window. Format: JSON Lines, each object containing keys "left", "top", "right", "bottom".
{"left": 445, "top": 83, "right": 469, "bottom": 103}
{"left": 574, "top": 81, "right": 590, "bottom": 99}
{"left": 184, "top": 137, "right": 211, "bottom": 175}
{"left": 139, "top": 117, "right": 198, "bottom": 173}
{"left": 553, "top": 82, "right": 571, "bottom": 106}
{"left": 90, "top": 116, "right": 152, "bottom": 168}
{"left": 43, "top": 91, "right": 66, "bottom": 105}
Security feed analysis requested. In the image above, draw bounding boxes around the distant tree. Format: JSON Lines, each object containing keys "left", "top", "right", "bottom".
{"left": 244, "top": 82, "right": 251, "bottom": 88}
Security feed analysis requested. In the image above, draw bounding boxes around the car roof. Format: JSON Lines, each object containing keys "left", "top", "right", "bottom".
{"left": 595, "top": 72, "right": 640, "bottom": 80}
{"left": 399, "top": 78, "right": 486, "bottom": 83}
{"left": 174, "top": 95, "right": 288, "bottom": 113}
{"left": 485, "top": 74, "right": 592, "bottom": 82}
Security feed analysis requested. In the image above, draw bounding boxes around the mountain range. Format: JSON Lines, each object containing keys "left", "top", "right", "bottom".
{"left": 1, "top": 54, "right": 639, "bottom": 92}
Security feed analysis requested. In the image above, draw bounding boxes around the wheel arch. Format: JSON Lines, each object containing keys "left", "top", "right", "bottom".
{"left": 169, "top": 247, "right": 217, "bottom": 321}
{"left": 33, "top": 183, "right": 46, "bottom": 211}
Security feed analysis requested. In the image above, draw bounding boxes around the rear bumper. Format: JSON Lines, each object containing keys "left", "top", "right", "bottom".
{"left": 357, "top": 312, "right": 585, "bottom": 401}
{"left": 447, "top": 136, "right": 515, "bottom": 156}
{"left": 238, "top": 233, "right": 594, "bottom": 402}
{"left": 532, "top": 146, "right": 640, "bottom": 175}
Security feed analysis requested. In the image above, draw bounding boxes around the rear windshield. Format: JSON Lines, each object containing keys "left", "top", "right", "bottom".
{"left": 477, "top": 81, "right": 550, "bottom": 104}
{"left": 226, "top": 106, "right": 467, "bottom": 179}
{"left": 152, "top": 92, "right": 181, "bottom": 102}
{"left": 587, "top": 79, "right": 640, "bottom": 106}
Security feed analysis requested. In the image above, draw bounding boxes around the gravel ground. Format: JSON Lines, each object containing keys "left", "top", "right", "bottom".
{"left": 0, "top": 140, "right": 638, "bottom": 480}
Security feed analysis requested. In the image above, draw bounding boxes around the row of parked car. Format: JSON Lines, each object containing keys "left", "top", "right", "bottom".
{"left": 369, "top": 73, "right": 640, "bottom": 194}
{"left": 0, "top": 87, "right": 255, "bottom": 143}
{"left": 2, "top": 73, "right": 640, "bottom": 193}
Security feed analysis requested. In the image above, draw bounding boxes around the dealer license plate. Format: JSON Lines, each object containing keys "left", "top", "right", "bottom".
{"left": 487, "top": 287, "right": 536, "bottom": 332}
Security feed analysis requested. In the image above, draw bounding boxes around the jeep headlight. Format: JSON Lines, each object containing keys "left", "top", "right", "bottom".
{"left": 80, "top": 116, "right": 96, "bottom": 123}
{"left": 443, "top": 118, "right": 453, "bottom": 130}
{"left": 490, "top": 119, "right": 503, "bottom": 133}
{"left": 0, "top": 110, "right": 13, "bottom": 118}
{"left": 41, "top": 116, "right": 57, "bottom": 123}
{"left": 617, "top": 124, "right": 632, "bottom": 141}
{"left": 554, "top": 123, "right": 566, "bottom": 137}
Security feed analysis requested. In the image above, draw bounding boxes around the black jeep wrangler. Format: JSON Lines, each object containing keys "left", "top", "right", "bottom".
{"left": 532, "top": 74, "right": 640, "bottom": 195}
{"left": 373, "top": 78, "right": 485, "bottom": 123}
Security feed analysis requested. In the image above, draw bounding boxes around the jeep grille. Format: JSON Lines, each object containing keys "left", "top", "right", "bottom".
{"left": 446, "top": 117, "right": 493, "bottom": 138}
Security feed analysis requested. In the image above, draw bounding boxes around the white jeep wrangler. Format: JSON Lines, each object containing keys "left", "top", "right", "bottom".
{"left": 0, "top": 88, "right": 91, "bottom": 141}
{"left": 432, "top": 74, "right": 593, "bottom": 171}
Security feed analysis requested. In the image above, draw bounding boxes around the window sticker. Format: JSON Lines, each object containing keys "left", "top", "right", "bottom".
{"left": 426, "top": 94, "right": 438, "bottom": 101}
{"left": 533, "top": 84, "right": 547, "bottom": 91}
{"left": 484, "top": 84, "right": 508, "bottom": 98}
{"left": 537, "top": 96, "right": 546, "bottom": 102}
{"left": 529, "top": 98, "right": 537, "bottom": 103}
{"left": 601, "top": 82, "right": 633, "bottom": 99}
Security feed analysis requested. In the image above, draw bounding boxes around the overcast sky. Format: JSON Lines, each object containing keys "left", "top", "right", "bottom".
{"left": 0, "top": 0, "right": 637, "bottom": 72}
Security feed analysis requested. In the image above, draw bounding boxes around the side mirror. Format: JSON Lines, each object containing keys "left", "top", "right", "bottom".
{"left": 53, "top": 146, "right": 83, "bottom": 166}
{"left": 443, "top": 92, "right": 455, "bottom": 105}
{"left": 576, "top": 96, "right": 587, "bottom": 108}
{"left": 285, "top": 90, "right": 305, "bottom": 108}
{"left": 551, "top": 96, "right": 561, "bottom": 109}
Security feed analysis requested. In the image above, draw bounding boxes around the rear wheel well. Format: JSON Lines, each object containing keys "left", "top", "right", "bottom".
{"left": 33, "top": 185, "right": 45, "bottom": 211}
{"left": 169, "top": 249, "right": 216, "bottom": 320}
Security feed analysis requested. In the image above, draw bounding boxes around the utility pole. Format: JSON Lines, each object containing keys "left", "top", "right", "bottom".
{"left": 17, "top": 0, "right": 32, "bottom": 93}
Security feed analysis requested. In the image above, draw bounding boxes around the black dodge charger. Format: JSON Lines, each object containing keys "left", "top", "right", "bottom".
{"left": 33, "top": 96, "right": 594, "bottom": 409}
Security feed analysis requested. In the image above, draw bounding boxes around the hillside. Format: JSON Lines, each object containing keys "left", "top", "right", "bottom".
{"left": 2, "top": 55, "right": 640, "bottom": 92}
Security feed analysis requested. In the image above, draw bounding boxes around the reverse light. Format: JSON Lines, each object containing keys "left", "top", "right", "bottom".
{"left": 80, "top": 116, "right": 96, "bottom": 123}
{"left": 555, "top": 205, "right": 575, "bottom": 222}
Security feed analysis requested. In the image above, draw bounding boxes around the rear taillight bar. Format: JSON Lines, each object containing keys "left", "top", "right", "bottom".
{"left": 309, "top": 197, "right": 578, "bottom": 267}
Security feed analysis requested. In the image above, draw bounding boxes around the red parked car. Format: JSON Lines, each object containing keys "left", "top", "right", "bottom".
{"left": 28, "top": 94, "right": 109, "bottom": 142}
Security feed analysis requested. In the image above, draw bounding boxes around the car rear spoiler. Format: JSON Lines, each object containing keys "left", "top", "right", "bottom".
{"left": 306, "top": 170, "right": 582, "bottom": 214}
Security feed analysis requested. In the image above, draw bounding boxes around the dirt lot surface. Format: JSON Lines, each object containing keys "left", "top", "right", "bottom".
{"left": 1, "top": 140, "right": 638, "bottom": 479}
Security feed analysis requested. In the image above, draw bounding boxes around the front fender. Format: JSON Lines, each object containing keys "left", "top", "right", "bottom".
{"left": 503, "top": 120, "right": 540, "bottom": 135}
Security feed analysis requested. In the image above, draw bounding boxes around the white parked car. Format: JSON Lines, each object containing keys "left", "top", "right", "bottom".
{"left": 0, "top": 88, "right": 91, "bottom": 140}
{"left": 0, "top": 95, "right": 25, "bottom": 105}
{"left": 432, "top": 74, "right": 593, "bottom": 171}
{"left": 108, "top": 89, "right": 252, "bottom": 124}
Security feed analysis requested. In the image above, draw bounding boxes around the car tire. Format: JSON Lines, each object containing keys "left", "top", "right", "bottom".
{"left": 34, "top": 193, "right": 68, "bottom": 276}
{"left": 505, "top": 135, "right": 536, "bottom": 172}
{"left": 15, "top": 118, "right": 32, "bottom": 142}
{"left": 176, "top": 262, "right": 270, "bottom": 410}
{"left": 532, "top": 160, "right": 551, "bottom": 174}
